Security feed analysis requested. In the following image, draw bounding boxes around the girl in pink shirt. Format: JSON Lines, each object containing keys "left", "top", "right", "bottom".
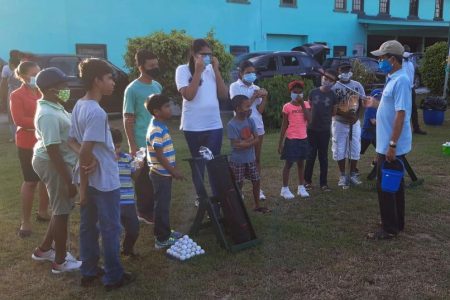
{"left": 278, "top": 80, "right": 311, "bottom": 199}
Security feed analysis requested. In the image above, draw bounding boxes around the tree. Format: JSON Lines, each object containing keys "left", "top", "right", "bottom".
{"left": 124, "top": 29, "right": 234, "bottom": 101}
{"left": 420, "top": 41, "right": 449, "bottom": 96}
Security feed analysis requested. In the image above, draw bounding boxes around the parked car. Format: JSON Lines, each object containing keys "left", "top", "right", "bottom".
{"left": 246, "top": 51, "right": 322, "bottom": 86}
{"left": 30, "top": 54, "right": 129, "bottom": 114}
{"left": 230, "top": 51, "right": 273, "bottom": 82}
{"left": 322, "top": 56, "right": 386, "bottom": 92}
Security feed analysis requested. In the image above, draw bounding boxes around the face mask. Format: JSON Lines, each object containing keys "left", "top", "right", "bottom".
{"left": 28, "top": 76, "right": 37, "bottom": 88}
{"left": 338, "top": 72, "right": 353, "bottom": 82}
{"left": 321, "top": 78, "right": 334, "bottom": 88}
{"left": 145, "top": 67, "right": 160, "bottom": 78}
{"left": 290, "top": 92, "right": 303, "bottom": 101}
{"left": 242, "top": 73, "right": 257, "bottom": 84}
{"left": 56, "top": 89, "right": 70, "bottom": 102}
{"left": 379, "top": 59, "right": 393, "bottom": 74}
{"left": 202, "top": 55, "right": 211, "bottom": 66}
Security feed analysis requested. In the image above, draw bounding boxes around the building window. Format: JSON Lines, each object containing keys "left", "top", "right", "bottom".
{"left": 333, "top": 46, "right": 347, "bottom": 57}
{"left": 434, "top": 0, "right": 444, "bottom": 20}
{"left": 226, "top": 0, "right": 250, "bottom": 4}
{"left": 379, "top": 0, "right": 390, "bottom": 15}
{"left": 335, "top": 0, "right": 346, "bottom": 10}
{"left": 352, "top": 0, "right": 364, "bottom": 13}
{"left": 230, "top": 46, "right": 249, "bottom": 57}
{"left": 75, "top": 44, "right": 107, "bottom": 59}
{"left": 408, "top": 0, "right": 419, "bottom": 19}
{"left": 280, "top": 0, "right": 296, "bottom": 7}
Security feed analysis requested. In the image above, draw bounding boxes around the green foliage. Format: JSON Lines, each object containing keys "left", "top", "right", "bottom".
{"left": 258, "top": 75, "right": 314, "bottom": 129}
{"left": 124, "top": 29, "right": 234, "bottom": 101}
{"left": 420, "top": 41, "right": 449, "bottom": 96}
{"left": 351, "top": 59, "right": 377, "bottom": 88}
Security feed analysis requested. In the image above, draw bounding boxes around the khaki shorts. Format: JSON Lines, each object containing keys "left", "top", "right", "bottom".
{"left": 32, "top": 156, "right": 75, "bottom": 216}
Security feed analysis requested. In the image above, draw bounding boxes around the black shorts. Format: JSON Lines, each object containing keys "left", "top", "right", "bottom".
{"left": 281, "top": 138, "right": 310, "bottom": 162}
{"left": 17, "top": 147, "right": 40, "bottom": 182}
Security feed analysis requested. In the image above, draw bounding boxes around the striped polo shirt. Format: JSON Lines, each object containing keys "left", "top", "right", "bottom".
{"left": 117, "top": 152, "right": 136, "bottom": 205}
{"left": 146, "top": 119, "right": 176, "bottom": 176}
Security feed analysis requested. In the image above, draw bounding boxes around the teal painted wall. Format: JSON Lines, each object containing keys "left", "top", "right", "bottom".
{"left": 0, "top": 0, "right": 448, "bottom": 70}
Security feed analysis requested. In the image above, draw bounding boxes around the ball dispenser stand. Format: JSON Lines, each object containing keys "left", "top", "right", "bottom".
{"left": 185, "top": 155, "right": 260, "bottom": 252}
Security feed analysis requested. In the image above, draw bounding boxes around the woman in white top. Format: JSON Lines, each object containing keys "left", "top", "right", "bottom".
{"left": 175, "top": 39, "right": 228, "bottom": 198}
{"left": 229, "top": 60, "right": 268, "bottom": 199}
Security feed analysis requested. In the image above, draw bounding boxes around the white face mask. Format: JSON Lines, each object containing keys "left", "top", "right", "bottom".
{"left": 28, "top": 76, "right": 37, "bottom": 88}
{"left": 339, "top": 72, "right": 353, "bottom": 82}
{"left": 290, "top": 92, "right": 304, "bottom": 101}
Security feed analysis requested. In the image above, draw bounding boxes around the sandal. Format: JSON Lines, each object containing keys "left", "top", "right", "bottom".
{"left": 320, "top": 185, "right": 332, "bottom": 192}
{"left": 367, "top": 229, "right": 396, "bottom": 240}
{"left": 304, "top": 183, "right": 313, "bottom": 191}
{"left": 36, "top": 213, "right": 51, "bottom": 222}
{"left": 18, "top": 228, "right": 32, "bottom": 238}
{"left": 253, "top": 207, "right": 271, "bottom": 214}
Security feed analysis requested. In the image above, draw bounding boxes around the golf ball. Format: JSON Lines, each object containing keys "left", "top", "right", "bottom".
{"left": 196, "top": 246, "right": 201, "bottom": 250}
{"left": 200, "top": 249, "right": 205, "bottom": 254}
{"left": 182, "top": 245, "right": 187, "bottom": 250}
{"left": 180, "top": 255, "right": 186, "bottom": 261}
{"left": 183, "top": 235, "right": 189, "bottom": 239}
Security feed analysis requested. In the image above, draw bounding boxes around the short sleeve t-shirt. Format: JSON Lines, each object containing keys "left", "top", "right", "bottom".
{"left": 70, "top": 100, "right": 120, "bottom": 192}
{"left": 227, "top": 117, "right": 257, "bottom": 164}
{"left": 307, "top": 88, "right": 338, "bottom": 132}
{"left": 361, "top": 107, "right": 377, "bottom": 141}
{"left": 376, "top": 69, "right": 412, "bottom": 156}
{"left": 146, "top": 119, "right": 176, "bottom": 176}
{"left": 123, "top": 79, "right": 163, "bottom": 148}
{"left": 282, "top": 101, "right": 311, "bottom": 140}
{"left": 175, "top": 64, "right": 222, "bottom": 131}
{"left": 229, "top": 79, "right": 264, "bottom": 134}
{"left": 33, "top": 100, "right": 78, "bottom": 166}
{"left": 117, "top": 152, "right": 136, "bottom": 205}
{"left": 331, "top": 80, "right": 366, "bottom": 125}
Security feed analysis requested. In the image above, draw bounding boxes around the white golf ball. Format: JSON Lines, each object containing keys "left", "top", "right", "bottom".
{"left": 196, "top": 246, "right": 201, "bottom": 250}
{"left": 183, "top": 235, "right": 189, "bottom": 239}
{"left": 181, "top": 245, "right": 187, "bottom": 250}
{"left": 188, "top": 238, "right": 193, "bottom": 243}
{"left": 200, "top": 249, "right": 205, "bottom": 254}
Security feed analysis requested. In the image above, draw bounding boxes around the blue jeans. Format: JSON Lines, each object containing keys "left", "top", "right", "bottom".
{"left": 183, "top": 129, "right": 223, "bottom": 198}
{"left": 80, "top": 187, "right": 123, "bottom": 285}
{"left": 149, "top": 172, "right": 172, "bottom": 242}
{"left": 120, "top": 204, "right": 140, "bottom": 254}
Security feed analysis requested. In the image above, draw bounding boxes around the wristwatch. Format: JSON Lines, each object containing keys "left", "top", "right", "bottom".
{"left": 389, "top": 141, "right": 397, "bottom": 148}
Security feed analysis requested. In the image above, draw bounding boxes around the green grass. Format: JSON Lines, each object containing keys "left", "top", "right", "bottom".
{"left": 0, "top": 106, "right": 450, "bottom": 299}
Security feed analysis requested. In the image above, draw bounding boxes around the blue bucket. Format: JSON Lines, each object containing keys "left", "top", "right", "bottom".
{"left": 381, "top": 159, "right": 405, "bottom": 193}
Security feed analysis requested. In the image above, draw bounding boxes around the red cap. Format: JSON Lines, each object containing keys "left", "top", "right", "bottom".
{"left": 288, "top": 80, "right": 304, "bottom": 91}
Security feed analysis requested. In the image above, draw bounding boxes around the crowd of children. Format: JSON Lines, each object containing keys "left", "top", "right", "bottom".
{"left": 6, "top": 38, "right": 385, "bottom": 291}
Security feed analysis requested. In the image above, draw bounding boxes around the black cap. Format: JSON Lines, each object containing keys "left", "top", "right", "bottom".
{"left": 338, "top": 62, "right": 351, "bottom": 70}
{"left": 36, "top": 67, "right": 69, "bottom": 90}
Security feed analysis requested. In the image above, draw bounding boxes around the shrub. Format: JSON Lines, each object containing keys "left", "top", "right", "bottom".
{"left": 124, "top": 29, "right": 234, "bottom": 101}
{"left": 258, "top": 75, "right": 314, "bottom": 130}
{"left": 351, "top": 59, "right": 378, "bottom": 89}
{"left": 420, "top": 41, "right": 449, "bottom": 96}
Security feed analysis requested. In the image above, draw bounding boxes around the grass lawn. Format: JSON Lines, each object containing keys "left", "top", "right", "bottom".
{"left": 0, "top": 105, "right": 449, "bottom": 299}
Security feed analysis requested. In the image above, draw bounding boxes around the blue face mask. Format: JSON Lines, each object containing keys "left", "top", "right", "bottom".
{"left": 290, "top": 92, "right": 303, "bottom": 101}
{"left": 203, "top": 55, "right": 211, "bottom": 66}
{"left": 242, "top": 73, "right": 257, "bottom": 84}
{"left": 379, "top": 59, "right": 393, "bottom": 74}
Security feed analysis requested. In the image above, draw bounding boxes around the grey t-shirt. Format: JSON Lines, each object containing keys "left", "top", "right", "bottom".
{"left": 307, "top": 88, "right": 338, "bottom": 132}
{"left": 69, "top": 99, "right": 120, "bottom": 192}
{"left": 227, "top": 117, "right": 257, "bottom": 163}
{"left": 331, "top": 80, "right": 366, "bottom": 125}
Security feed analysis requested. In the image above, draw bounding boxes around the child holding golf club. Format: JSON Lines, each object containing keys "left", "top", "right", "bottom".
{"left": 278, "top": 80, "right": 311, "bottom": 199}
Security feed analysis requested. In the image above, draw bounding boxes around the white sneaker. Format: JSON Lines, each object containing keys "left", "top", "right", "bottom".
{"left": 32, "top": 248, "right": 55, "bottom": 262}
{"left": 297, "top": 185, "right": 310, "bottom": 198}
{"left": 350, "top": 174, "right": 362, "bottom": 185}
{"left": 338, "top": 175, "right": 349, "bottom": 188}
{"left": 32, "top": 248, "right": 78, "bottom": 263}
{"left": 259, "top": 189, "right": 266, "bottom": 200}
{"left": 51, "top": 259, "right": 82, "bottom": 274}
{"left": 280, "top": 187, "right": 295, "bottom": 200}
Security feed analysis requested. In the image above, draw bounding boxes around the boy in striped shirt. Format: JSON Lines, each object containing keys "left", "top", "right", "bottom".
{"left": 145, "top": 94, "right": 184, "bottom": 249}
{"left": 111, "top": 128, "right": 141, "bottom": 257}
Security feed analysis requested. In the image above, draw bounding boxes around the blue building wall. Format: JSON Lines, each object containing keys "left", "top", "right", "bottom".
{"left": 1, "top": 0, "right": 449, "bottom": 70}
